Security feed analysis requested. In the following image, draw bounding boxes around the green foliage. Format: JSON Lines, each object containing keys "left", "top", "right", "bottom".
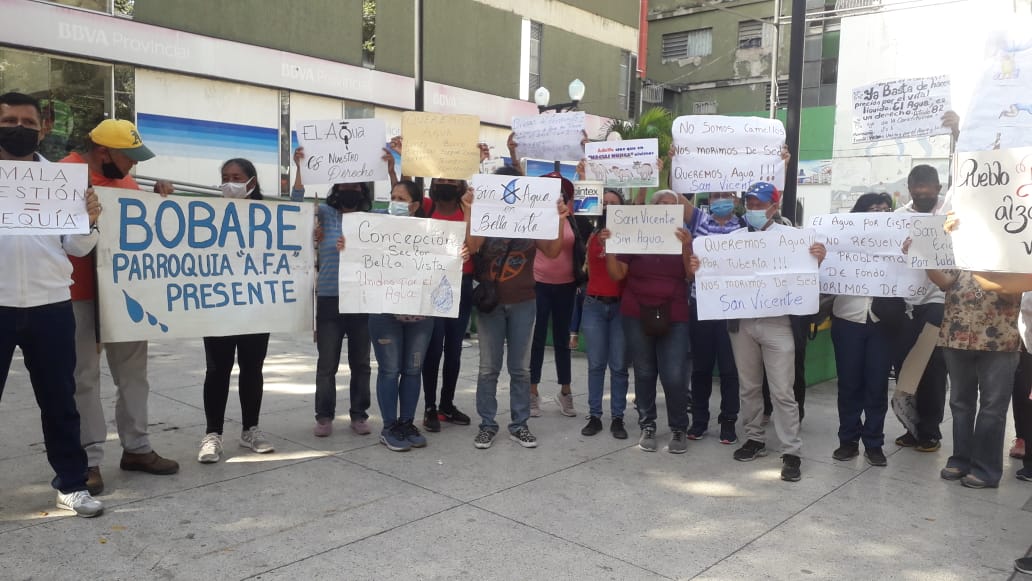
{"left": 362, "top": 0, "right": 376, "bottom": 58}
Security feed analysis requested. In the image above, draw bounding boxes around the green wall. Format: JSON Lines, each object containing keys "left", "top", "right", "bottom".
{"left": 561, "top": 0, "right": 640, "bottom": 27}
{"left": 540, "top": 25, "right": 628, "bottom": 120}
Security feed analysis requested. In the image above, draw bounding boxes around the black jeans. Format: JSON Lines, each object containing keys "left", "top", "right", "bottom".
{"left": 203, "top": 333, "right": 270, "bottom": 434}
{"left": 0, "top": 302, "right": 88, "bottom": 493}
{"left": 530, "top": 281, "right": 577, "bottom": 385}
{"left": 1013, "top": 351, "right": 1032, "bottom": 445}
{"left": 893, "top": 302, "right": 947, "bottom": 441}
{"left": 315, "top": 296, "right": 371, "bottom": 421}
{"left": 422, "top": 273, "right": 473, "bottom": 410}
{"left": 690, "top": 301, "right": 739, "bottom": 426}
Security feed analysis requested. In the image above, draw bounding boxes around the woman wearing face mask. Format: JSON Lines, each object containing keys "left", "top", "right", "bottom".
{"left": 197, "top": 158, "right": 274, "bottom": 463}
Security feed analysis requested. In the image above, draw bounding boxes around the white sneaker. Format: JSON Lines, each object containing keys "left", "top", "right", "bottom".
{"left": 56, "top": 490, "right": 104, "bottom": 518}
{"left": 240, "top": 426, "right": 275, "bottom": 453}
{"left": 197, "top": 432, "right": 223, "bottom": 463}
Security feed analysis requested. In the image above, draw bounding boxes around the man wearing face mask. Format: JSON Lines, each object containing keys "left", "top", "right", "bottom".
{"left": 60, "top": 119, "right": 179, "bottom": 495}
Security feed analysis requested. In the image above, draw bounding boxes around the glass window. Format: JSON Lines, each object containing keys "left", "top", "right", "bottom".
{"left": 738, "top": 21, "right": 764, "bottom": 50}
{"left": 529, "top": 21, "right": 543, "bottom": 92}
{"left": 661, "top": 29, "right": 713, "bottom": 60}
{"left": 45, "top": 0, "right": 110, "bottom": 12}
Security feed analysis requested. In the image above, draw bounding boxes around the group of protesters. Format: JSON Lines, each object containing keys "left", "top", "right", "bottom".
{"left": 2, "top": 89, "right": 1030, "bottom": 524}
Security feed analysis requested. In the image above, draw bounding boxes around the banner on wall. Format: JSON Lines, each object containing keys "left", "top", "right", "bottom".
{"left": 671, "top": 115, "right": 786, "bottom": 194}
{"left": 295, "top": 119, "right": 387, "bottom": 185}
{"left": 0, "top": 161, "right": 90, "bottom": 235}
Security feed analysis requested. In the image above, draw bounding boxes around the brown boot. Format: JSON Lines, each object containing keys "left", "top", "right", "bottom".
{"left": 85, "top": 466, "right": 104, "bottom": 496}
{"left": 119, "top": 451, "right": 180, "bottom": 475}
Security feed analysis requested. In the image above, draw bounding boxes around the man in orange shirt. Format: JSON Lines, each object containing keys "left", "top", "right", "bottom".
{"left": 60, "top": 119, "right": 178, "bottom": 495}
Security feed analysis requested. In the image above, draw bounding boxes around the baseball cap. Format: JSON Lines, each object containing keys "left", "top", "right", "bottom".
{"left": 744, "top": 182, "right": 780, "bottom": 204}
{"left": 89, "top": 119, "right": 155, "bottom": 162}
{"left": 540, "top": 171, "right": 575, "bottom": 201}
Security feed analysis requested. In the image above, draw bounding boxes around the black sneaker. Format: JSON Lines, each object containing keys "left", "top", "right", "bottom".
{"left": 915, "top": 438, "right": 941, "bottom": 453}
{"left": 510, "top": 425, "right": 538, "bottom": 448}
{"left": 423, "top": 406, "right": 441, "bottom": 433}
{"left": 1017, "top": 467, "right": 1032, "bottom": 482}
{"left": 894, "top": 432, "right": 917, "bottom": 447}
{"left": 781, "top": 454, "right": 802, "bottom": 482}
{"left": 718, "top": 419, "right": 738, "bottom": 444}
{"left": 686, "top": 423, "right": 707, "bottom": 441}
{"left": 581, "top": 416, "right": 603, "bottom": 436}
{"left": 610, "top": 417, "right": 628, "bottom": 440}
{"left": 1016, "top": 557, "right": 1032, "bottom": 575}
{"left": 439, "top": 405, "right": 471, "bottom": 426}
{"left": 833, "top": 441, "right": 860, "bottom": 461}
{"left": 733, "top": 439, "right": 767, "bottom": 462}
{"left": 473, "top": 428, "right": 496, "bottom": 449}
{"left": 864, "top": 447, "right": 887, "bottom": 467}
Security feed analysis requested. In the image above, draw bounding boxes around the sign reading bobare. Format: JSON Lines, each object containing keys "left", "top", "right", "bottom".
{"left": 94, "top": 187, "right": 316, "bottom": 342}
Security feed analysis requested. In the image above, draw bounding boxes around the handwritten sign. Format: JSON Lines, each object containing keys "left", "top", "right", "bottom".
{"left": 604, "top": 205, "right": 682, "bottom": 255}
{"left": 584, "top": 138, "right": 659, "bottom": 188}
{"left": 957, "top": 25, "right": 1032, "bottom": 153}
{"left": 573, "top": 181, "right": 603, "bottom": 215}
{"left": 512, "top": 111, "right": 585, "bottom": 161}
{"left": 809, "top": 213, "right": 932, "bottom": 298}
{"left": 400, "top": 112, "right": 480, "bottom": 179}
{"left": 694, "top": 230, "right": 819, "bottom": 320}
{"left": 951, "top": 147, "right": 1032, "bottom": 272}
{"left": 0, "top": 161, "right": 90, "bottom": 235}
{"left": 296, "top": 119, "right": 387, "bottom": 185}
{"left": 94, "top": 187, "right": 316, "bottom": 342}
{"left": 851, "top": 76, "right": 952, "bottom": 143}
{"left": 339, "top": 214, "right": 464, "bottom": 317}
{"left": 469, "top": 174, "right": 560, "bottom": 240}
{"left": 671, "top": 115, "right": 786, "bottom": 194}
{"left": 908, "top": 214, "right": 955, "bottom": 269}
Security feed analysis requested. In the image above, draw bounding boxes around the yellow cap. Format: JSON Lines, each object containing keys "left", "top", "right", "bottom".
{"left": 89, "top": 119, "right": 155, "bottom": 162}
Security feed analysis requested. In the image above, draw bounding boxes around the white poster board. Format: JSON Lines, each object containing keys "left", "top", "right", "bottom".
{"left": 511, "top": 111, "right": 585, "bottom": 162}
{"left": 469, "top": 174, "right": 561, "bottom": 240}
{"left": 0, "top": 161, "right": 90, "bottom": 235}
{"left": 957, "top": 24, "right": 1032, "bottom": 153}
{"left": 908, "top": 214, "right": 955, "bottom": 269}
{"left": 694, "top": 229, "right": 820, "bottom": 320}
{"left": 339, "top": 213, "right": 464, "bottom": 317}
{"left": 573, "top": 180, "right": 603, "bottom": 215}
{"left": 296, "top": 119, "right": 387, "bottom": 185}
{"left": 604, "top": 205, "right": 683, "bottom": 255}
{"left": 851, "top": 76, "right": 952, "bottom": 143}
{"left": 94, "top": 187, "right": 316, "bottom": 342}
{"left": 584, "top": 138, "right": 660, "bottom": 187}
{"left": 671, "top": 115, "right": 786, "bottom": 193}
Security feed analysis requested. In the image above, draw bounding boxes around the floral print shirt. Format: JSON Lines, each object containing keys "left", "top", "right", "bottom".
{"left": 939, "top": 270, "right": 1021, "bottom": 352}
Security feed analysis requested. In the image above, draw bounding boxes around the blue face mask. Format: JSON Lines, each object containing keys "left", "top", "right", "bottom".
{"left": 710, "top": 198, "right": 735, "bottom": 217}
{"left": 745, "top": 209, "right": 770, "bottom": 230}
{"left": 388, "top": 201, "right": 411, "bottom": 216}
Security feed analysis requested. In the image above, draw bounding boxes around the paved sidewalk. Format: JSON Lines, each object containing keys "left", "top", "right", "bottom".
{"left": 1, "top": 333, "right": 1030, "bottom": 580}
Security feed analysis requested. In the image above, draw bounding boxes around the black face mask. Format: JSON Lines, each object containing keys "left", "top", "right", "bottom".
{"left": 102, "top": 161, "right": 127, "bottom": 180}
{"left": 327, "top": 188, "right": 365, "bottom": 211}
{"left": 912, "top": 196, "right": 937, "bottom": 213}
{"left": 0, "top": 125, "right": 40, "bottom": 157}
{"left": 432, "top": 184, "right": 460, "bottom": 201}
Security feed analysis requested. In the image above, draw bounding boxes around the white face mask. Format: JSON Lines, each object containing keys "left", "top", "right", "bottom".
{"left": 220, "top": 177, "right": 253, "bottom": 199}
{"left": 388, "top": 201, "right": 411, "bottom": 216}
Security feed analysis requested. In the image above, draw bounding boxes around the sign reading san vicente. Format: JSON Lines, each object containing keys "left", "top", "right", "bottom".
{"left": 94, "top": 187, "right": 316, "bottom": 342}
{"left": 603, "top": 205, "right": 683, "bottom": 255}
{"left": 469, "top": 174, "right": 561, "bottom": 240}
{"left": 671, "top": 115, "right": 786, "bottom": 194}
{"left": 339, "top": 213, "right": 465, "bottom": 318}
{"left": 296, "top": 118, "right": 388, "bottom": 185}
{"left": 0, "top": 161, "right": 90, "bottom": 235}
{"left": 951, "top": 147, "right": 1032, "bottom": 272}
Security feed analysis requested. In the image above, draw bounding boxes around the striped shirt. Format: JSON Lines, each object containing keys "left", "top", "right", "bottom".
{"left": 694, "top": 209, "right": 745, "bottom": 237}
{"left": 317, "top": 204, "right": 343, "bottom": 297}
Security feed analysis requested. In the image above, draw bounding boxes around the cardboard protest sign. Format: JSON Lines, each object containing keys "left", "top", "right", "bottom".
{"left": 339, "top": 213, "right": 464, "bottom": 317}
{"left": 694, "top": 229, "right": 819, "bottom": 320}
{"left": 94, "top": 187, "right": 316, "bottom": 342}
{"left": 296, "top": 119, "right": 387, "bottom": 185}
{"left": 809, "top": 213, "right": 932, "bottom": 298}
{"left": 908, "top": 214, "right": 955, "bottom": 269}
{"left": 469, "top": 174, "right": 561, "bottom": 240}
{"left": 400, "top": 112, "right": 480, "bottom": 179}
{"left": 573, "top": 181, "right": 603, "bottom": 215}
{"left": 851, "top": 76, "right": 952, "bottom": 143}
{"left": 511, "top": 112, "right": 585, "bottom": 161}
{"left": 603, "top": 205, "right": 683, "bottom": 255}
{"left": 584, "top": 138, "right": 659, "bottom": 188}
{"left": 0, "top": 161, "right": 90, "bottom": 235}
{"left": 671, "top": 115, "right": 786, "bottom": 193}
{"left": 951, "top": 147, "right": 1032, "bottom": 272}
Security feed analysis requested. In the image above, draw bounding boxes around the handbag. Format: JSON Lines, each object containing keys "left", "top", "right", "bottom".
{"left": 639, "top": 301, "right": 672, "bottom": 337}
{"left": 472, "top": 240, "right": 514, "bottom": 314}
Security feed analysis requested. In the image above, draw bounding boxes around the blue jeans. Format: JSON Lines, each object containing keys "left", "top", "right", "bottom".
{"left": 315, "top": 296, "right": 371, "bottom": 421}
{"left": 690, "top": 301, "right": 739, "bottom": 427}
{"left": 0, "top": 302, "right": 88, "bottom": 493}
{"left": 530, "top": 282, "right": 577, "bottom": 385}
{"left": 580, "top": 296, "right": 629, "bottom": 418}
{"left": 831, "top": 317, "right": 891, "bottom": 448}
{"left": 369, "top": 314, "right": 434, "bottom": 426}
{"left": 475, "top": 299, "right": 536, "bottom": 433}
{"left": 624, "top": 316, "right": 692, "bottom": 430}
{"left": 943, "top": 348, "right": 1019, "bottom": 485}
{"left": 422, "top": 273, "right": 473, "bottom": 410}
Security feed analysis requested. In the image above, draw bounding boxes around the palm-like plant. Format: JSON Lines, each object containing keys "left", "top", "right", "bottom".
{"left": 599, "top": 107, "right": 675, "bottom": 190}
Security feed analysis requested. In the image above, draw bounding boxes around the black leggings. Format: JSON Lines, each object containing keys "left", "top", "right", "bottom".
{"left": 203, "top": 333, "right": 270, "bottom": 434}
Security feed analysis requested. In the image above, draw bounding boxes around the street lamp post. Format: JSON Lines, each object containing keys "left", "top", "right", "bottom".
{"left": 535, "top": 79, "right": 586, "bottom": 113}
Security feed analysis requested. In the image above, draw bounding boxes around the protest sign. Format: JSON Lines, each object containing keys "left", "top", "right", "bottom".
{"left": 671, "top": 115, "right": 786, "bottom": 193}
{"left": 604, "top": 205, "right": 683, "bottom": 255}
{"left": 511, "top": 111, "right": 585, "bottom": 162}
{"left": 339, "top": 213, "right": 464, "bottom": 317}
{"left": 400, "top": 112, "right": 480, "bottom": 179}
{"left": 469, "top": 174, "right": 561, "bottom": 240}
{"left": 951, "top": 147, "right": 1032, "bottom": 272}
{"left": 851, "top": 76, "right": 952, "bottom": 143}
{"left": 908, "top": 214, "right": 955, "bottom": 269}
{"left": 694, "top": 230, "right": 819, "bottom": 320}
{"left": 295, "top": 119, "right": 387, "bottom": 185}
{"left": 584, "top": 138, "right": 660, "bottom": 188}
{"left": 573, "top": 180, "right": 603, "bottom": 215}
{"left": 0, "top": 161, "right": 90, "bottom": 235}
{"left": 809, "top": 213, "right": 932, "bottom": 298}
{"left": 957, "top": 25, "right": 1032, "bottom": 152}
{"left": 94, "top": 187, "right": 316, "bottom": 342}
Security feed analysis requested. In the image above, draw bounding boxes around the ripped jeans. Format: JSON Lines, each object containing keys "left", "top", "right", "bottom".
{"left": 368, "top": 314, "right": 435, "bottom": 426}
